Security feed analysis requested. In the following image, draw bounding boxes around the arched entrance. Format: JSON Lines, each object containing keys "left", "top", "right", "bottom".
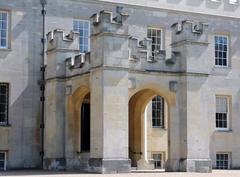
{"left": 129, "top": 89, "right": 169, "bottom": 170}
{"left": 80, "top": 93, "right": 90, "bottom": 152}
{"left": 68, "top": 86, "right": 91, "bottom": 154}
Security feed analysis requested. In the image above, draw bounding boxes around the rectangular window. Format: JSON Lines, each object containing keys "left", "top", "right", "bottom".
{"left": 152, "top": 96, "right": 164, "bottom": 128}
{"left": 147, "top": 28, "right": 162, "bottom": 57}
{"left": 0, "top": 152, "right": 6, "bottom": 171}
{"left": 216, "top": 153, "right": 230, "bottom": 169}
{"left": 0, "top": 83, "right": 9, "bottom": 125}
{"left": 215, "top": 35, "right": 229, "bottom": 67}
{"left": 216, "top": 96, "right": 230, "bottom": 130}
{"left": 73, "top": 19, "right": 90, "bottom": 53}
{"left": 0, "top": 11, "right": 8, "bottom": 49}
{"left": 153, "top": 153, "right": 165, "bottom": 169}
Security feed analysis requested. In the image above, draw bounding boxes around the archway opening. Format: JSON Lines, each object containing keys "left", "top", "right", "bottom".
{"left": 80, "top": 93, "right": 90, "bottom": 152}
{"left": 129, "top": 89, "right": 168, "bottom": 170}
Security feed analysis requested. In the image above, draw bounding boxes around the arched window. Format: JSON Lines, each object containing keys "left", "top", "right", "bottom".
{"left": 152, "top": 96, "right": 164, "bottom": 128}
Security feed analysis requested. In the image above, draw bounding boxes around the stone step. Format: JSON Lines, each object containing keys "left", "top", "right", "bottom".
{"left": 131, "top": 169, "right": 165, "bottom": 173}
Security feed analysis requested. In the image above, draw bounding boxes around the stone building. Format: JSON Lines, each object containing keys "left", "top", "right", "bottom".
{"left": 0, "top": 0, "right": 240, "bottom": 174}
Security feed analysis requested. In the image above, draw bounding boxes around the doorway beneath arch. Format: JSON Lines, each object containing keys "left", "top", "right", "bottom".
{"left": 80, "top": 93, "right": 90, "bottom": 152}
{"left": 129, "top": 89, "right": 169, "bottom": 170}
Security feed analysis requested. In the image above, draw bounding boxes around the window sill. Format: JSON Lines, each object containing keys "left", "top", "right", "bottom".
{"left": 0, "top": 48, "right": 11, "bottom": 52}
{"left": 0, "top": 123, "right": 11, "bottom": 127}
{"left": 211, "top": 67, "right": 231, "bottom": 76}
{"left": 229, "top": 2, "right": 239, "bottom": 5}
{"left": 215, "top": 129, "right": 232, "bottom": 133}
{"left": 152, "top": 127, "right": 167, "bottom": 130}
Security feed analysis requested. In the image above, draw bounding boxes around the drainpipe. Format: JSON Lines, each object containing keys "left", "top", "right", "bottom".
{"left": 40, "top": 0, "right": 47, "bottom": 169}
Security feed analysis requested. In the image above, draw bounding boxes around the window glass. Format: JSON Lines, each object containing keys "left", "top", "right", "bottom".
{"left": 0, "top": 83, "right": 9, "bottom": 124}
{"left": 216, "top": 96, "right": 229, "bottom": 130}
{"left": 0, "top": 11, "right": 8, "bottom": 48}
{"left": 215, "top": 35, "right": 228, "bottom": 67}
{"left": 152, "top": 96, "right": 164, "bottom": 128}
{"left": 153, "top": 153, "right": 163, "bottom": 169}
{"left": 216, "top": 153, "right": 230, "bottom": 169}
{"left": 147, "top": 28, "right": 162, "bottom": 57}
{"left": 73, "top": 20, "right": 90, "bottom": 53}
{"left": 0, "top": 152, "right": 5, "bottom": 171}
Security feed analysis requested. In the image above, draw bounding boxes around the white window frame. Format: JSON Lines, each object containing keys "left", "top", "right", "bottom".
{"left": 214, "top": 35, "right": 229, "bottom": 68}
{"left": 152, "top": 96, "right": 165, "bottom": 128}
{"left": 216, "top": 152, "right": 231, "bottom": 169}
{"left": 0, "top": 152, "right": 6, "bottom": 171}
{"left": 0, "top": 11, "right": 8, "bottom": 49}
{"left": 73, "top": 19, "right": 90, "bottom": 53}
{"left": 147, "top": 27, "right": 163, "bottom": 56}
{"left": 215, "top": 96, "right": 230, "bottom": 131}
{"left": 152, "top": 152, "right": 165, "bottom": 169}
{"left": 229, "top": 0, "right": 238, "bottom": 4}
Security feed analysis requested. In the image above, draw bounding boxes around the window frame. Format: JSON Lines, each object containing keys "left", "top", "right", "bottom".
{"left": 229, "top": 0, "right": 238, "bottom": 4}
{"left": 0, "top": 10, "right": 9, "bottom": 49}
{"left": 0, "top": 152, "right": 6, "bottom": 171}
{"left": 216, "top": 152, "right": 231, "bottom": 169}
{"left": 73, "top": 19, "right": 90, "bottom": 53}
{"left": 152, "top": 152, "right": 165, "bottom": 169}
{"left": 214, "top": 35, "right": 229, "bottom": 68}
{"left": 0, "top": 83, "right": 9, "bottom": 125}
{"left": 147, "top": 27, "right": 163, "bottom": 57}
{"left": 152, "top": 96, "right": 165, "bottom": 128}
{"left": 215, "top": 96, "right": 230, "bottom": 131}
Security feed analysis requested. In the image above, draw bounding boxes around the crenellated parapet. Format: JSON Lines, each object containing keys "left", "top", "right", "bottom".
{"left": 90, "top": 7, "right": 129, "bottom": 35}
{"left": 171, "top": 20, "right": 209, "bottom": 45}
{"left": 47, "top": 29, "right": 80, "bottom": 52}
{"left": 46, "top": 29, "right": 81, "bottom": 79}
{"left": 170, "top": 20, "right": 210, "bottom": 73}
{"left": 128, "top": 36, "right": 153, "bottom": 62}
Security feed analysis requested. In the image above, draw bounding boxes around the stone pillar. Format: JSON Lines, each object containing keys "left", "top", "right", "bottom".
{"left": 170, "top": 21, "right": 212, "bottom": 172}
{"left": 137, "top": 107, "right": 154, "bottom": 170}
{"left": 88, "top": 10, "right": 131, "bottom": 173}
{"left": 44, "top": 30, "right": 79, "bottom": 170}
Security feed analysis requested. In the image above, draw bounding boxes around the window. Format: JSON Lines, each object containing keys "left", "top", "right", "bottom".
{"left": 73, "top": 20, "right": 90, "bottom": 53}
{"left": 0, "top": 11, "right": 8, "bottom": 49}
{"left": 147, "top": 28, "right": 162, "bottom": 57}
{"left": 152, "top": 96, "right": 164, "bottom": 128}
{"left": 216, "top": 96, "right": 230, "bottom": 130}
{"left": 0, "top": 83, "right": 9, "bottom": 125}
{"left": 216, "top": 153, "right": 230, "bottom": 169}
{"left": 153, "top": 153, "right": 165, "bottom": 169}
{"left": 0, "top": 152, "right": 6, "bottom": 171}
{"left": 229, "top": 0, "right": 238, "bottom": 4}
{"left": 215, "top": 35, "right": 229, "bottom": 67}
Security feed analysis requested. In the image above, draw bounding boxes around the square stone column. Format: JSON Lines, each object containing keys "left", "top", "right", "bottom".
{"left": 89, "top": 68, "right": 130, "bottom": 173}
{"left": 170, "top": 21, "right": 212, "bottom": 172}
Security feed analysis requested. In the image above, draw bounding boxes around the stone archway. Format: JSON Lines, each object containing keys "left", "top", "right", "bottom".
{"left": 67, "top": 86, "right": 90, "bottom": 156}
{"left": 129, "top": 88, "right": 170, "bottom": 170}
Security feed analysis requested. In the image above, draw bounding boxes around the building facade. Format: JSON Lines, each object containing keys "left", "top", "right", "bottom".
{"left": 0, "top": 0, "right": 240, "bottom": 173}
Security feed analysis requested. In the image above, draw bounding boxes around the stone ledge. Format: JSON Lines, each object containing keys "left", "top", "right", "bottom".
{"left": 89, "top": 158, "right": 131, "bottom": 173}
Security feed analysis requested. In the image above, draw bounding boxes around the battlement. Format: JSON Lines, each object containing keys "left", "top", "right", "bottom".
{"left": 90, "top": 7, "right": 129, "bottom": 35}
{"left": 66, "top": 52, "right": 91, "bottom": 69}
{"left": 47, "top": 29, "right": 80, "bottom": 52}
{"left": 171, "top": 20, "right": 209, "bottom": 45}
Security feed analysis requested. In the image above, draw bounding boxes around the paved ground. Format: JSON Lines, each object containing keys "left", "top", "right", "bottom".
{"left": 1, "top": 170, "right": 240, "bottom": 177}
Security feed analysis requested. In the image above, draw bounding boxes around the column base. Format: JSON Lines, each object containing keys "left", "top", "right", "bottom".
{"left": 137, "top": 158, "right": 154, "bottom": 170}
{"left": 88, "top": 158, "right": 131, "bottom": 173}
{"left": 44, "top": 158, "right": 66, "bottom": 170}
{"left": 165, "top": 158, "right": 181, "bottom": 172}
{"left": 180, "top": 159, "right": 212, "bottom": 173}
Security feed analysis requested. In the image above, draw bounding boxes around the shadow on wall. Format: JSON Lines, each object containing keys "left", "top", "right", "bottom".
{"left": 1, "top": 1, "right": 43, "bottom": 169}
